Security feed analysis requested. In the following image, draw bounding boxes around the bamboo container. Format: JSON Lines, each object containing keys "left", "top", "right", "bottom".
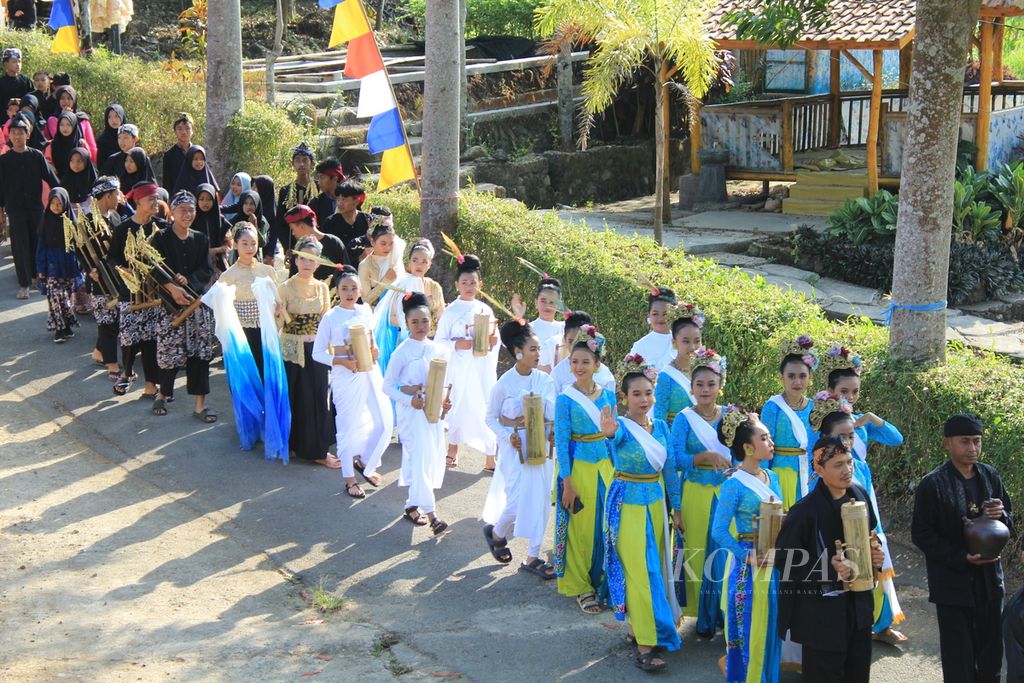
{"left": 756, "top": 499, "right": 785, "bottom": 561}
{"left": 838, "top": 500, "right": 874, "bottom": 592}
{"left": 522, "top": 393, "right": 547, "bottom": 465}
{"left": 424, "top": 358, "right": 448, "bottom": 424}
{"left": 349, "top": 324, "right": 373, "bottom": 372}
{"left": 472, "top": 313, "right": 491, "bottom": 356}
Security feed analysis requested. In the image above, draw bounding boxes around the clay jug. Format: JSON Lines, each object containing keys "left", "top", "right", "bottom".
{"left": 963, "top": 515, "right": 1010, "bottom": 560}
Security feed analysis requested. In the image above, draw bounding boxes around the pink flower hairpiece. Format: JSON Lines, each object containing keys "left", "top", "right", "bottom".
{"left": 626, "top": 353, "right": 645, "bottom": 364}
{"left": 796, "top": 334, "right": 814, "bottom": 350}
{"left": 562, "top": 310, "right": 573, "bottom": 320}
{"left": 586, "top": 339, "right": 599, "bottom": 352}
{"left": 402, "top": 291, "right": 413, "bottom": 301}
{"left": 642, "top": 366, "right": 658, "bottom": 381}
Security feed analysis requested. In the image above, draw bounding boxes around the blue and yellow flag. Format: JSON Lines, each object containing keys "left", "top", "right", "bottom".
{"left": 47, "top": 0, "right": 80, "bottom": 54}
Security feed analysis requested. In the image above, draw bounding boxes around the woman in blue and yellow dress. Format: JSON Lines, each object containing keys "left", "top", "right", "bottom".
{"left": 554, "top": 324, "right": 615, "bottom": 615}
{"left": 652, "top": 302, "right": 704, "bottom": 428}
{"left": 602, "top": 354, "right": 683, "bottom": 672}
{"left": 670, "top": 347, "right": 731, "bottom": 637}
{"left": 711, "top": 407, "right": 783, "bottom": 683}
{"left": 760, "top": 335, "right": 819, "bottom": 509}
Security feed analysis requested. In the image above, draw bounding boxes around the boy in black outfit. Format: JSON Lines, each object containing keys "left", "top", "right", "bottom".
{"left": 0, "top": 48, "right": 31, "bottom": 123}
{"left": 321, "top": 178, "right": 370, "bottom": 264}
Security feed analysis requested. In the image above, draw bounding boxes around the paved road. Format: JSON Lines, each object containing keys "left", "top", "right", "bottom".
{"left": 0, "top": 244, "right": 952, "bottom": 681}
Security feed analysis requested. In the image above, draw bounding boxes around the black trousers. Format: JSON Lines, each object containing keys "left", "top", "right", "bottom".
{"left": 96, "top": 321, "right": 119, "bottom": 364}
{"left": 121, "top": 340, "right": 159, "bottom": 383}
{"left": 159, "top": 357, "right": 210, "bottom": 399}
{"left": 8, "top": 208, "right": 41, "bottom": 288}
{"left": 937, "top": 600, "right": 1003, "bottom": 683}
{"left": 244, "top": 326, "right": 264, "bottom": 379}
{"left": 802, "top": 628, "right": 872, "bottom": 683}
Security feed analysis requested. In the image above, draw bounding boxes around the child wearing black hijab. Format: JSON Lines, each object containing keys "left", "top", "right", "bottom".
{"left": 225, "top": 189, "right": 269, "bottom": 251}
{"left": 59, "top": 147, "right": 98, "bottom": 210}
{"left": 96, "top": 104, "right": 127, "bottom": 166}
{"left": 48, "top": 111, "right": 82, "bottom": 179}
{"left": 17, "top": 93, "right": 46, "bottom": 150}
{"left": 36, "top": 187, "right": 83, "bottom": 342}
{"left": 117, "top": 147, "right": 155, "bottom": 194}
{"left": 172, "top": 144, "right": 219, "bottom": 196}
{"left": 195, "top": 183, "right": 232, "bottom": 274}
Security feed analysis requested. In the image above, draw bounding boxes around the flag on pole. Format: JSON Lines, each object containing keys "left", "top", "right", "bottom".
{"left": 47, "top": 0, "right": 80, "bottom": 54}
{"left": 328, "top": 0, "right": 417, "bottom": 191}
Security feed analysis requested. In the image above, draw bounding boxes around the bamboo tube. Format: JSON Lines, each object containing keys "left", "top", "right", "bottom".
{"left": 424, "top": 358, "right": 447, "bottom": 424}
{"left": 523, "top": 393, "right": 547, "bottom": 465}
{"left": 349, "top": 324, "right": 373, "bottom": 372}
{"left": 839, "top": 500, "right": 874, "bottom": 592}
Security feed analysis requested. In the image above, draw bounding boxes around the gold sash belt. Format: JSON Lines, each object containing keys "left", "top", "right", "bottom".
{"left": 571, "top": 432, "right": 605, "bottom": 443}
{"left": 614, "top": 471, "right": 661, "bottom": 483}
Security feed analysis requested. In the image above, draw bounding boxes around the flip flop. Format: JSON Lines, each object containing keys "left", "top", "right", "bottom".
{"left": 518, "top": 558, "right": 556, "bottom": 580}
{"left": 346, "top": 482, "right": 366, "bottom": 499}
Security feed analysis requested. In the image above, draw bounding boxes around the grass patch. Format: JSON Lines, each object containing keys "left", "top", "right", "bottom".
{"left": 310, "top": 577, "right": 346, "bottom": 614}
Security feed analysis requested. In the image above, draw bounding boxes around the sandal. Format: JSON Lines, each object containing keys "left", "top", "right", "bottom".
{"left": 352, "top": 457, "right": 382, "bottom": 486}
{"left": 314, "top": 454, "right": 342, "bottom": 469}
{"left": 404, "top": 506, "right": 428, "bottom": 526}
{"left": 346, "top": 482, "right": 365, "bottom": 499}
{"left": 106, "top": 370, "right": 121, "bottom": 382}
{"left": 873, "top": 627, "right": 908, "bottom": 646}
{"left": 430, "top": 518, "right": 448, "bottom": 535}
{"left": 518, "top": 558, "right": 556, "bottom": 580}
{"left": 483, "top": 524, "right": 512, "bottom": 564}
{"left": 482, "top": 467, "right": 495, "bottom": 474}
{"left": 192, "top": 408, "right": 218, "bottom": 423}
{"left": 113, "top": 375, "right": 132, "bottom": 395}
{"left": 152, "top": 399, "right": 167, "bottom": 416}
{"left": 139, "top": 392, "right": 157, "bottom": 401}
{"left": 635, "top": 650, "right": 666, "bottom": 672}
{"left": 576, "top": 592, "right": 602, "bottom": 614}
{"left": 445, "top": 454, "right": 458, "bottom": 468}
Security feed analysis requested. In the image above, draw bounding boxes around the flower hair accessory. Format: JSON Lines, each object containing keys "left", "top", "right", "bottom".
{"left": 720, "top": 404, "right": 754, "bottom": 448}
{"left": 780, "top": 334, "right": 818, "bottom": 370}
{"left": 690, "top": 347, "right": 727, "bottom": 386}
{"left": 562, "top": 309, "right": 573, "bottom": 321}
{"left": 809, "top": 391, "right": 853, "bottom": 432}
{"left": 573, "top": 324, "right": 605, "bottom": 355}
{"left": 620, "top": 353, "right": 659, "bottom": 383}
{"left": 402, "top": 291, "right": 414, "bottom": 302}
{"left": 817, "top": 343, "right": 864, "bottom": 383}
{"left": 667, "top": 302, "right": 706, "bottom": 329}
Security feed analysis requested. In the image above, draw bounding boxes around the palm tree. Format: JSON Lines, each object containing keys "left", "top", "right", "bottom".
{"left": 535, "top": 0, "right": 719, "bottom": 244}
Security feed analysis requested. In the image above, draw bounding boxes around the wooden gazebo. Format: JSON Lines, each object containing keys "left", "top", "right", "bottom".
{"left": 695, "top": 0, "right": 1024, "bottom": 212}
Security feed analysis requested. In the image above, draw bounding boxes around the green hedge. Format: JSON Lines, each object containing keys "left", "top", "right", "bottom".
{"left": 225, "top": 100, "right": 306, "bottom": 186}
{"left": 377, "top": 188, "right": 1024, "bottom": 511}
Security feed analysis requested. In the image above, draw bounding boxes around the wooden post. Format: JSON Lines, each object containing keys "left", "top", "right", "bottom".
{"left": 994, "top": 18, "right": 1005, "bottom": 84}
{"left": 556, "top": 42, "right": 574, "bottom": 152}
{"left": 977, "top": 20, "right": 994, "bottom": 170}
{"left": 899, "top": 41, "right": 913, "bottom": 88}
{"left": 458, "top": 0, "right": 467, "bottom": 136}
{"left": 781, "top": 99, "right": 794, "bottom": 172}
{"left": 690, "top": 101, "right": 702, "bottom": 174}
{"left": 661, "top": 60, "right": 672, "bottom": 223}
{"left": 829, "top": 48, "right": 841, "bottom": 147}
{"left": 867, "top": 50, "right": 883, "bottom": 195}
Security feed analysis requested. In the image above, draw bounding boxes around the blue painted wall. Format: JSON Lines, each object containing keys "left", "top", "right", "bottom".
{"left": 759, "top": 49, "right": 902, "bottom": 94}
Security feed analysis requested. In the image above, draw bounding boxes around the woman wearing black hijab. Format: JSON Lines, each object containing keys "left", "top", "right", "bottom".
{"left": 49, "top": 110, "right": 82, "bottom": 179}
{"left": 253, "top": 175, "right": 277, "bottom": 227}
{"left": 116, "top": 147, "right": 155, "bottom": 194}
{"left": 172, "top": 144, "right": 219, "bottom": 196}
{"left": 195, "top": 183, "right": 232, "bottom": 273}
{"left": 59, "top": 146, "right": 98, "bottom": 210}
{"left": 224, "top": 189, "right": 270, "bottom": 251}
{"left": 96, "top": 104, "right": 126, "bottom": 166}
{"left": 17, "top": 93, "right": 46, "bottom": 151}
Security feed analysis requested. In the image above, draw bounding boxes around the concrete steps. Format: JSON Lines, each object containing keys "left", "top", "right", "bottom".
{"left": 783, "top": 171, "right": 868, "bottom": 216}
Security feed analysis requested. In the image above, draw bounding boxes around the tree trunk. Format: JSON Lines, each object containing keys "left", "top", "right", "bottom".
{"left": 888, "top": 0, "right": 982, "bottom": 363}
{"left": 79, "top": 0, "right": 93, "bottom": 53}
{"left": 420, "top": 0, "right": 461, "bottom": 288}
{"left": 206, "top": 0, "right": 244, "bottom": 189}
{"left": 266, "top": 0, "right": 285, "bottom": 105}
{"left": 661, "top": 68, "right": 672, "bottom": 224}
{"left": 653, "top": 76, "right": 665, "bottom": 244}
{"left": 459, "top": 0, "right": 468, "bottom": 136}
{"left": 283, "top": 0, "right": 295, "bottom": 24}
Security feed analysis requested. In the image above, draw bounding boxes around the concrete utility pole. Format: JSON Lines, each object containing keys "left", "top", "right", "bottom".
{"left": 205, "top": 0, "right": 244, "bottom": 187}
{"left": 419, "top": 0, "right": 461, "bottom": 284}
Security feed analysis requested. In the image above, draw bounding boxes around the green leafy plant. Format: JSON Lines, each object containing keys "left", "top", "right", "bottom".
{"left": 989, "top": 160, "right": 1024, "bottom": 230}
{"left": 952, "top": 179, "right": 1003, "bottom": 244}
{"left": 401, "top": 0, "right": 544, "bottom": 38}
{"left": 178, "top": 0, "right": 209, "bottom": 60}
{"left": 226, "top": 101, "right": 307, "bottom": 186}
{"left": 826, "top": 190, "right": 898, "bottom": 245}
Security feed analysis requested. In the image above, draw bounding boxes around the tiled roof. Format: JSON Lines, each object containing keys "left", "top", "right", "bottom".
{"left": 706, "top": 0, "right": 914, "bottom": 49}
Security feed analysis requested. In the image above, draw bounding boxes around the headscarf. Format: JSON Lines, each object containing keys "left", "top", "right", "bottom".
{"left": 252, "top": 175, "right": 276, "bottom": 225}
{"left": 173, "top": 144, "right": 219, "bottom": 196}
{"left": 40, "top": 187, "right": 71, "bottom": 249}
{"left": 59, "top": 147, "right": 98, "bottom": 205}
{"left": 220, "top": 171, "right": 250, "bottom": 206}
{"left": 118, "top": 147, "right": 156, "bottom": 193}
{"left": 53, "top": 85, "right": 78, "bottom": 113}
{"left": 50, "top": 111, "right": 83, "bottom": 178}
{"left": 17, "top": 94, "right": 46, "bottom": 150}
{"left": 97, "top": 104, "right": 126, "bottom": 164}
{"left": 195, "top": 182, "right": 227, "bottom": 242}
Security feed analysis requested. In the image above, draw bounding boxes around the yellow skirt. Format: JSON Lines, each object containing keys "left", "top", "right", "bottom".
{"left": 557, "top": 458, "right": 614, "bottom": 597}
{"left": 680, "top": 479, "right": 717, "bottom": 618}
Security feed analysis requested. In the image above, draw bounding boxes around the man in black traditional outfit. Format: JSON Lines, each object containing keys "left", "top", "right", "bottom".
{"left": 912, "top": 413, "right": 1012, "bottom": 683}
{"left": 775, "top": 436, "right": 884, "bottom": 683}
{"left": 266, "top": 142, "right": 317, "bottom": 265}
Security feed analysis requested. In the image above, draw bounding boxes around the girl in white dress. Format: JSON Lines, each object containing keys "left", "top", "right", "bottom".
{"left": 382, "top": 292, "right": 452, "bottom": 534}
{"left": 628, "top": 286, "right": 678, "bottom": 371}
{"left": 513, "top": 277, "right": 565, "bottom": 373}
{"left": 482, "top": 319, "right": 557, "bottom": 578}
{"left": 312, "top": 265, "right": 394, "bottom": 499}
{"left": 435, "top": 254, "right": 499, "bottom": 471}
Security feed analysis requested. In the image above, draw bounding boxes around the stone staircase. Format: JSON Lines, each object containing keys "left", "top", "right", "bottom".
{"left": 782, "top": 171, "right": 868, "bottom": 217}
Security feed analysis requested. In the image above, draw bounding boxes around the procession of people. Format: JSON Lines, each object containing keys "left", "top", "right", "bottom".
{"left": 1, "top": 41, "right": 1020, "bottom": 682}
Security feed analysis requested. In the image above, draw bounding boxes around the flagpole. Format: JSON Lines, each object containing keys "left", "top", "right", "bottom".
{"left": 352, "top": 0, "right": 422, "bottom": 194}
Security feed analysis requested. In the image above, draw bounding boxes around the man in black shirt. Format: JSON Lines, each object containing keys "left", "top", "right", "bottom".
{"left": 0, "top": 49, "right": 31, "bottom": 123}
{"left": 8, "top": 2, "right": 36, "bottom": 30}
{"left": 29, "top": 70, "right": 56, "bottom": 120}
{"left": 310, "top": 157, "right": 344, "bottom": 227}
{"left": 161, "top": 112, "right": 194, "bottom": 191}
{"left": 912, "top": 414, "right": 1013, "bottom": 683}
{"left": 321, "top": 178, "right": 371, "bottom": 264}
{"left": 150, "top": 190, "right": 216, "bottom": 422}
{"left": 283, "top": 204, "right": 349, "bottom": 280}
{"left": 0, "top": 115, "right": 59, "bottom": 298}
{"left": 267, "top": 142, "right": 317, "bottom": 264}
{"left": 103, "top": 123, "right": 139, "bottom": 176}
{"left": 775, "top": 436, "right": 884, "bottom": 683}
{"left": 81, "top": 176, "right": 124, "bottom": 380}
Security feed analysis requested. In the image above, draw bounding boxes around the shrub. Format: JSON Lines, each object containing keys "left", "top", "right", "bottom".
{"left": 826, "top": 190, "right": 897, "bottom": 245}
{"left": 373, "top": 188, "right": 1024, "bottom": 511}
{"left": 399, "top": 0, "right": 543, "bottom": 38}
{"left": 225, "top": 100, "right": 306, "bottom": 187}
{"left": 3, "top": 29, "right": 206, "bottom": 155}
